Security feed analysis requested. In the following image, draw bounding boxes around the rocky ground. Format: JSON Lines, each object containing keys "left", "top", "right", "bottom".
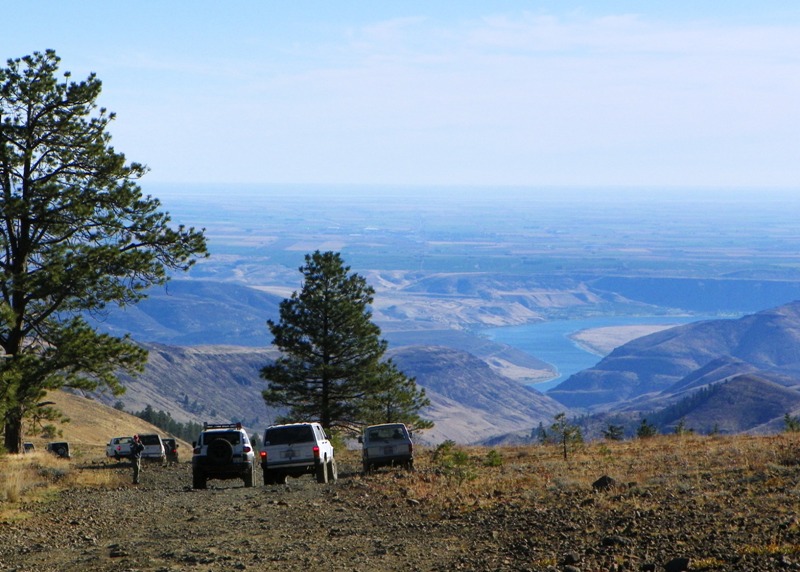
{"left": 3, "top": 436, "right": 800, "bottom": 571}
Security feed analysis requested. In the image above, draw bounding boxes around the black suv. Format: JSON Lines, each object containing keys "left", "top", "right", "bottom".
{"left": 191, "top": 423, "right": 255, "bottom": 489}
{"left": 163, "top": 438, "right": 179, "bottom": 464}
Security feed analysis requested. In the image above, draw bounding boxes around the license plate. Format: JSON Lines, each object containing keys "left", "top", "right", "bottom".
{"left": 282, "top": 450, "right": 295, "bottom": 459}
{"left": 383, "top": 446, "right": 394, "bottom": 455}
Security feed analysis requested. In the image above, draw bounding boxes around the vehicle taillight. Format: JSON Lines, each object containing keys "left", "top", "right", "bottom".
{"left": 409, "top": 443, "right": 413, "bottom": 455}
{"left": 243, "top": 445, "right": 252, "bottom": 453}
{"left": 260, "top": 451, "right": 267, "bottom": 461}
{"left": 193, "top": 447, "right": 201, "bottom": 455}
{"left": 313, "top": 445, "right": 320, "bottom": 458}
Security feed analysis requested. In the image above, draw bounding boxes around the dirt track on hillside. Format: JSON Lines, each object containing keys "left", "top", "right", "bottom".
{"left": 0, "top": 457, "right": 493, "bottom": 572}
{"left": 3, "top": 448, "right": 800, "bottom": 572}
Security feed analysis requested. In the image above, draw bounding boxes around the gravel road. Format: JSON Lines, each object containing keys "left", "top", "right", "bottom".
{"left": 0, "top": 458, "right": 492, "bottom": 572}
{"left": 3, "top": 446, "right": 800, "bottom": 572}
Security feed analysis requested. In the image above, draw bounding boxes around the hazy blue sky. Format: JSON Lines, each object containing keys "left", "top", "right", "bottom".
{"left": 4, "top": 2, "right": 799, "bottom": 188}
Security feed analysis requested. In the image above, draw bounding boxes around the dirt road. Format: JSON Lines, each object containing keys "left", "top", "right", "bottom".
{"left": 4, "top": 441, "right": 800, "bottom": 572}
{"left": 0, "top": 458, "right": 494, "bottom": 572}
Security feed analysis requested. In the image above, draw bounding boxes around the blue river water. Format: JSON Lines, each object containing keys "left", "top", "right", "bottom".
{"left": 483, "top": 315, "right": 719, "bottom": 393}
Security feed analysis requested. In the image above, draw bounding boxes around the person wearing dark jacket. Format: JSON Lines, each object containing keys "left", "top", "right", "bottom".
{"left": 131, "top": 434, "right": 145, "bottom": 484}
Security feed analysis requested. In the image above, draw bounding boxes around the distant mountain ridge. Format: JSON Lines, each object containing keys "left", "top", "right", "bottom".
{"left": 547, "top": 300, "right": 800, "bottom": 433}
{"left": 89, "top": 278, "right": 800, "bottom": 440}
{"left": 96, "top": 342, "right": 564, "bottom": 445}
{"left": 93, "top": 280, "right": 282, "bottom": 346}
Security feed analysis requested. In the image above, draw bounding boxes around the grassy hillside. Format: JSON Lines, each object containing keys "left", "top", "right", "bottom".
{"left": 6, "top": 392, "right": 800, "bottom": 571}
{"left": 26, "top": 390, "right": 192, "bottom": 459}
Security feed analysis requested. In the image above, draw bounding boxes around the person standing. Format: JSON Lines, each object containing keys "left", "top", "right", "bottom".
{"left": 131, "top": 434, "right": 145, "bottom": 484}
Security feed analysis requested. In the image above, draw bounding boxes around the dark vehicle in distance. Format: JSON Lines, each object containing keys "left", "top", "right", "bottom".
{"left": 46, "top": 441, "right": 70, "bottom": 459}
{"left": 163, "top": 438, "right": 179, "bottom": 464}
{"left": 359, "top": 423, "right": 413, "bottom": 474}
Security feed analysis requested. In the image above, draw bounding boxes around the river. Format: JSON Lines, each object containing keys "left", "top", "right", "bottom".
{"left": 483, "top": 315, "right": 719, "bottom": 392}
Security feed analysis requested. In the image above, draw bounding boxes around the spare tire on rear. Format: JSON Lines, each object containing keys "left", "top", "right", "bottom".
{"left": 208, "top": 438, "right": 233, "bottom": 464}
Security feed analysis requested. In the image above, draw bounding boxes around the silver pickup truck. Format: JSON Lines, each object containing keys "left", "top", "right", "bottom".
{"left": 105, "top": 436, "right": 133, "bottom": 460}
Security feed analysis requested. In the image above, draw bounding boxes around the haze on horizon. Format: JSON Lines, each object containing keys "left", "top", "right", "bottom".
{"left": 4, "top": 2, "right": 799, "bottom": 190}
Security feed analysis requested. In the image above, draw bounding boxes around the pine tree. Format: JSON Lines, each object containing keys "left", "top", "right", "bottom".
{"left": 636, "top": 418, "right": 658, "bottom": 439}
{"left": 550, "top": 412, "right": 583, "bottom": 460}
{"left": 0, "top": 51, "right": 207, "bottom": 452}
{"left": 361, "top": 360, "right": 433, "bottom": 431}
{"left": 261, "top": 251, "right": 431, "bottom": 431}
{"left": 602, "top": 423, "right": 625, "bottom": 441}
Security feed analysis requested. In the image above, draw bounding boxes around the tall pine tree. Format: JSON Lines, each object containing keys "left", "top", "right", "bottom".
{"left": 261, "top": 251, "right": 431, "bottom": 431}
{"left": 0, "top": 51, "right": 207, "bottom": 452}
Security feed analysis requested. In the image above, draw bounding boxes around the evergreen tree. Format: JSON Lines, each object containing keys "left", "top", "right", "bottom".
{"left": 360, "top": 360, "right": 433, "bottom": 431}
{"left": 602, "top": 423, "right": 625, "bottom": 441}
{"left": 636, "top": 418, "right": 658, "bottom": 439}
{"left": 550, "top": 412, "right": 583, "bottom": 460}
{"left": 784, "top": 412, "right": 800, "bottom": 433}
{"left": 261, "top": 251, "right": 431, "bottom": 431}
{"left": 0, "top": 51, "right": 207, "bottom": 452}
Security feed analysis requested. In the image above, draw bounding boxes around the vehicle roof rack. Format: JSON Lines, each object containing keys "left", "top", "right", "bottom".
{"left": 203, "top": 422, "right": 243, "bottom": 430}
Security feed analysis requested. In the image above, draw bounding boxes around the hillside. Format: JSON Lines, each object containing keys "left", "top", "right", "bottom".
{"left": 548, "top": 302, "right": 800, "bottom": 432}
{"left": 29, "top": 390, "right": 191, "bottom": 457}
{"left": 6, "top": 429, "right": 800, "bottom": 571}
{"left": 92, "top": 342, "right": 560, "bottom": 445}
{"left": 90, "top": 280, "right": 282, "bottom": 346}
{"left": 389, "top": 345, "right": 565, "bottom": 443}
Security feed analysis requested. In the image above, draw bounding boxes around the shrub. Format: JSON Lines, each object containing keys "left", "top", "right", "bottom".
{"left": 431, "top": 440, "right": 476, "bottom": 485}
{"left": 484, "top": 449, "right": 503, "bottom": 467}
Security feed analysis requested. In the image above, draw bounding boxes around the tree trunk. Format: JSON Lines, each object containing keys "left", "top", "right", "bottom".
{"left": 4, "top": 406, "right": 23, "bottom": 454}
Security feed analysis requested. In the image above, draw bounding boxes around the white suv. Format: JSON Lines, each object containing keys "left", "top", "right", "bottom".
{"left": 191, "top": 422, "right": 255, "bottom": 489}
{"left": 260, "top": 422, "right": 336, "bottom": 485}
{"left": 138, "top": 433, "right": 166, "bottom": 465}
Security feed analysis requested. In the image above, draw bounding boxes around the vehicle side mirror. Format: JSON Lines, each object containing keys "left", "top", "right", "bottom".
{"left": 192, "top": 441, "right": 196, "bottom": 448}
{"left": 357, "top": 436, "right": 363, "bottom": 444}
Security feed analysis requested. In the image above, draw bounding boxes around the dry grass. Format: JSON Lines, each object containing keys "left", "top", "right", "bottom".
{"left": 359, "top": 432, "right": 800, "bottom": 512}
{"left": 0, "top": 450, "right": 127, "bottom": 520}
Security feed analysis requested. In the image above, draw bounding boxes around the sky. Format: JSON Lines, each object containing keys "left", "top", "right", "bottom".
{"left": 3, "top": 2, "right": 800, "bottom": 189}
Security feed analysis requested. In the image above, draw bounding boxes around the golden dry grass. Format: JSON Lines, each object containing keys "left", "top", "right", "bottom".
{"left": 0, "top": 449, "right": 128, "bottom": 514}
{"left": 1, "top": 389, "right": 184, "bottom": 515}
{"left": 360, "top": 432, "right": 800, "bottom": 513}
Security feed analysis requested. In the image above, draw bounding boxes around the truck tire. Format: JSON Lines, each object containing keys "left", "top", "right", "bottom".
{"left": 192, "top": 472, "right": 207, "bottom": 489}
{"left": 208, "top": 438, "right": 233, "bottom": 464}
{"left": 315, "top": 460, "right": 328, "bottom": 484}
{"left": 328, "top": 458, "right": 338, "bottom": 482}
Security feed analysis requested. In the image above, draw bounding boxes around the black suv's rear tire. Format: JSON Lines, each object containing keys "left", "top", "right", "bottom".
{"left": 315, "top": 460, "right": 328, "bottom": 484}
{"left": 192, "top": 472, "right": 207, "bottom": 489}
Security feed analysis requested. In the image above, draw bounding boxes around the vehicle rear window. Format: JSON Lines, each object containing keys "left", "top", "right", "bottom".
{"left": 140, "top": 435, "right": 161, "bottom": 446}
{"left": 367, "top": 426, "right": 408, "bottom": 441}
{"left": 264, "top": 425, "right": 314, "bottom": 445}
{"left": 201, "top": 431, "right": 241, "bottom": 446}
